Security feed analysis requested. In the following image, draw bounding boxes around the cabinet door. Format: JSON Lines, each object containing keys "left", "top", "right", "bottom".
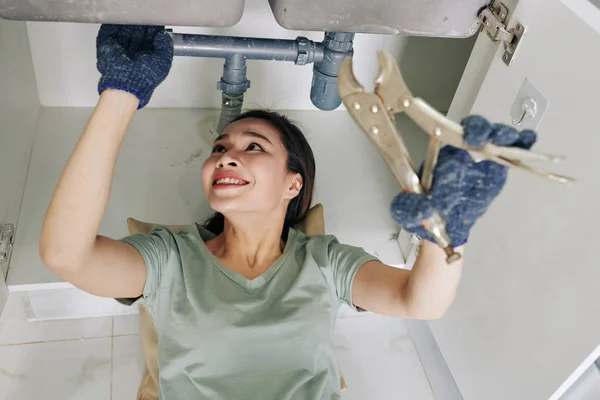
{"left": 429, "top": 1, "right": 600, "bottom": 399}
{"left": 0, "top": 19, "right": 39, "bottom": 314}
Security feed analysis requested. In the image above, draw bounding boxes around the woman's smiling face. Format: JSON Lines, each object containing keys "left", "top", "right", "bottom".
{"left": 201, "top": 117, "right": 302, "bottom": 218}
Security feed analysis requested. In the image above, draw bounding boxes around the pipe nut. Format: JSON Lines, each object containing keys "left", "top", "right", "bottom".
{"left": 217, "top": 80, "right": 251, "bottom": 95}
{"left": 322, "top": 32, "right": 354, "bottom": 52}
{"left": 296, "top": 37, "right": 311, "bottom": 65}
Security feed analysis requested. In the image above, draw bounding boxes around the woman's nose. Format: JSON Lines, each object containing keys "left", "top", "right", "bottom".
{"left": 217, "top": 152, "right": 239, "bottom": 168}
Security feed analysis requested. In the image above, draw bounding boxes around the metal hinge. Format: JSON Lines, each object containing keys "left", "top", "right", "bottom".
{"left": 478, "top": 2, "right": 526, "bottom": 66}
{"left": 0, "top": 223, "right": 14, "bottom": 264}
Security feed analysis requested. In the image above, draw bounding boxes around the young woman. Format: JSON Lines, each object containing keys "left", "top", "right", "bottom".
{"left": 39, "top": 25, "right": 536, "bottom": 399}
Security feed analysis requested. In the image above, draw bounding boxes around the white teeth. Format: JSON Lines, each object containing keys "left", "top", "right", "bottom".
{"left": 215, "top": 177, "right": 246, "bottom": 185}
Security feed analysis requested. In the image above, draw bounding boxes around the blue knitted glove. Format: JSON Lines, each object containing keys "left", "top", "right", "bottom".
{"left": 391, "top": 115, "right": 537, "bottom": 247}
{"left": 96, "top": 24, "right": 174, "bottom": 109}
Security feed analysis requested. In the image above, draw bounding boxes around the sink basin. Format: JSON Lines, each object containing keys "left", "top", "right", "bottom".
{"left": 268, "top": 0, "right": 488, "bottom": 37}
{"left": 0, "top": 0, "right": 245, "bottom": 27}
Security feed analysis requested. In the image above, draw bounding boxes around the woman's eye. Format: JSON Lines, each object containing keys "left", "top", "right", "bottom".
{"left": 247, "top": 143, "right": 264, "bottom": 151}
{"left": 212, "top": 145, "right": 226, "bottom": 153}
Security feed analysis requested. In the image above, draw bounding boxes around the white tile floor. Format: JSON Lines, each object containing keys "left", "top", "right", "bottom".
{"left": 0, "top": 293, "right": 440, "bottom": 399}
{"left": 1, "top": 292, "right": 599, "bottom": 400}
{"left": 111, "top": 336, "right": 146, "bottom": 400}
{"left": 0, "top": 338, "right": 112, "bottom": 400}
{"left": 0, "top": 294, "right": 145, "bottom": 400}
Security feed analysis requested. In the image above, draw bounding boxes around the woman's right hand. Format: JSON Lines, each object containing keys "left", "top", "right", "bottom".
{"left": 96, "top": 24, "right": 174, "bottom": 109}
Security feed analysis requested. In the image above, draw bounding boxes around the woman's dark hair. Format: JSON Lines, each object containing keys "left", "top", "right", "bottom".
{"left": 203, "top": 110, "right": 316, "bottom": 238}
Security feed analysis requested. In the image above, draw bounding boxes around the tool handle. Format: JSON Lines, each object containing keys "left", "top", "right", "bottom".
{"left": 421, "top": 138, "right": 441, "bottom": 193}
{"left": 342, "top": 92, "right": 461, "bottom": 263}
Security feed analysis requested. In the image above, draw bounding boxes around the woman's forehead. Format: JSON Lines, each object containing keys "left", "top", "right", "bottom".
{"left": 221, "top": 118, "right": 283, "bottom": 144}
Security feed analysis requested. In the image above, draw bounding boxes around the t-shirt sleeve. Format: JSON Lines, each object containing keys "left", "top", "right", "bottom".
{"left": 325, "top": 235, "right": 379, "bottom": 310}
{"left": 118, "top": 226, "right": 173, "bottom": 304}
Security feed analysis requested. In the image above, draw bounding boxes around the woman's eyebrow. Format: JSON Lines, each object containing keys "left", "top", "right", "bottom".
{"left": 244, "top": 131, "right": 272, "bottom": 144}
{"left": 213, "top": 131, "right": 272, "bottom": 145}
{"left": 213, "top": 133, "right": 227, "bottom": 143}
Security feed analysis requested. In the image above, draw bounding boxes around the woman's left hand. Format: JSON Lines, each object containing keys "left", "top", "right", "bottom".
{"left": 390, "top": 115, "right": 537, "bottom": 247}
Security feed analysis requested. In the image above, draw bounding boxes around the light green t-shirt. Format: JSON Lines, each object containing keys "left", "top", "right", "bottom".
{"left": 120, "top": 224, "right": 377, "bottom": 400}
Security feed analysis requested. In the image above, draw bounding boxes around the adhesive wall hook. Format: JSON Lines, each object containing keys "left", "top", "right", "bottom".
{"left": 511, "top": 97, "right": 537, "bottom": 126}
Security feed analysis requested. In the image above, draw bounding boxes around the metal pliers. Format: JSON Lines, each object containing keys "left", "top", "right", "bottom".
{"left": 337, "top": 51, "right": 574, "bottom": 263}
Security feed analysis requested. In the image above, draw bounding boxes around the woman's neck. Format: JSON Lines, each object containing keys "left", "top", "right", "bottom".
{"left": 211, "top": 213, "right": 287, "bottom": 270}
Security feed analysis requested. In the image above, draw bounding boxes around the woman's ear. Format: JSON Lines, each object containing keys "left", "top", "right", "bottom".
{"left": 286, "top": 173, "right": 303, "bottom": 199}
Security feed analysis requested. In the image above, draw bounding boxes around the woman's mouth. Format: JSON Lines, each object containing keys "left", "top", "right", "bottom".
{"left": 213, "top": 177, "right": 249, "bottom": 188}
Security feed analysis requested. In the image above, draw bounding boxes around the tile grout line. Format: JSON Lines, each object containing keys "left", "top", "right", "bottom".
{"left": 0, "top": 336, "right": 109, "bottom": 347}
{"left": 110, "top": 317, "right": 114, "bottom": 400}
{"left": 0, "top": 333, "right": 140, "bottom": 347}
{"left": 408, "top": 331, "right": 438, "bottom": 400}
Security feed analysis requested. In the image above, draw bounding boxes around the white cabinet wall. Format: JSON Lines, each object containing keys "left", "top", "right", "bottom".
{"left": 0, "top": 18, "right": 40, "bottom": 311}
{"left": 432, "top": 1, "right": 600, "bottom": 399}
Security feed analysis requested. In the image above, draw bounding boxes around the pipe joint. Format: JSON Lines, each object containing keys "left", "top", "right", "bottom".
{"left": 217, "top": 54, "right": 251, "bottom": 96}
{"left": 310, "top": 32, "right": 355, "bottom": 110}
{"left": 295, "top": 37, "right": 321, "bottom": 65}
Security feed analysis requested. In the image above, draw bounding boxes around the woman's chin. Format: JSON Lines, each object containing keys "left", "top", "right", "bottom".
{"left": 208, "top": 197, "right": 244, "bottom": 215}
{"left": 209, "top": 197, "right": 274, "bottom": 219}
